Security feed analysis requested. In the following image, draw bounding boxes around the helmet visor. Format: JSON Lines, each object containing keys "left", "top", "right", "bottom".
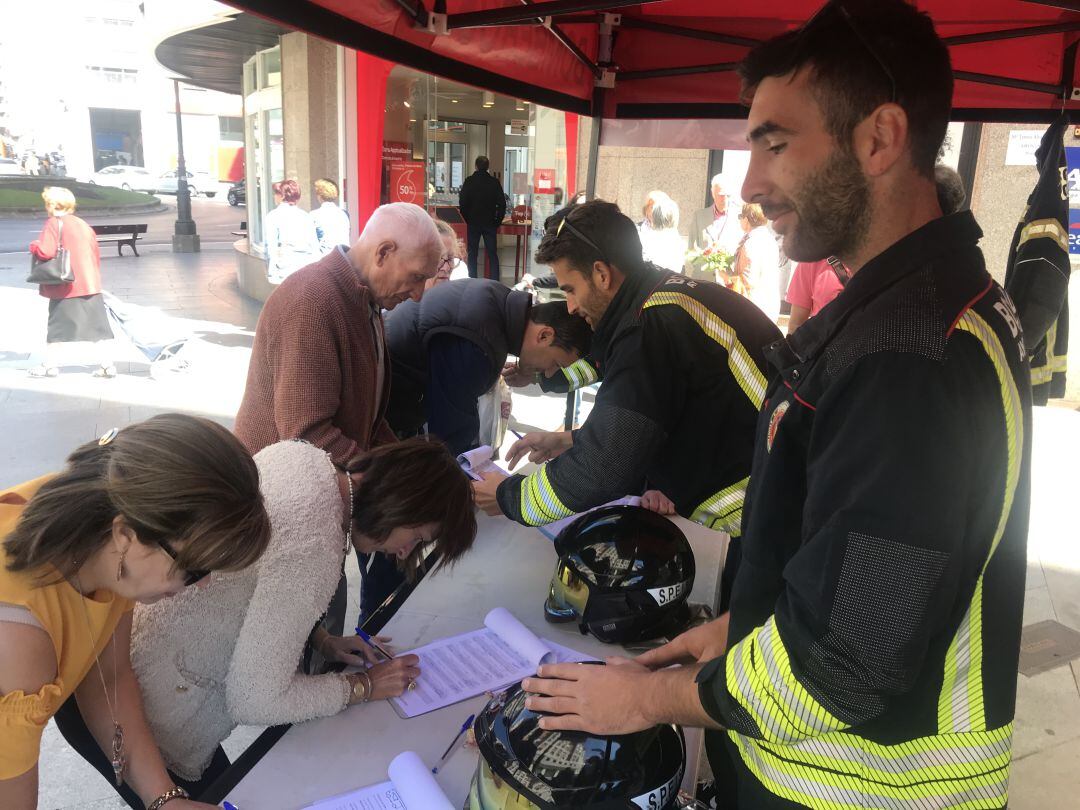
{"left": 468, "top": 758, "right": 543, "bottom": 810}
{"left": 545, "top": 560, "right": 590, "bottom": 621}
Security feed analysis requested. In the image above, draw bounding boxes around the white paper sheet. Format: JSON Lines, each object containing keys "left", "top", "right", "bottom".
{"left": 538, "top": 495, "right": 643, "bottom": 540}
{"left": 456, "top": 445, "right": 507, "bottom": 481}
{"left": 304, "top": 751, "right": 452, "bottom": 810}
{"left": 303, "top": 751, "right": 452, "bottom": 810}
{"left": 390, "top": 607, "right": 593, "bottom": 718}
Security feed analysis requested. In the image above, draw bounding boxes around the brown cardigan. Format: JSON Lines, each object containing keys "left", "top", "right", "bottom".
{"left": 235, "top": 248, "right": 396, "bottom": 464}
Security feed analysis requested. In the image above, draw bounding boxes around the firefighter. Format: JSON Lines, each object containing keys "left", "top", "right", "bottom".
{"left": 521, "top": 2, "right": 1032, "bottom": 808}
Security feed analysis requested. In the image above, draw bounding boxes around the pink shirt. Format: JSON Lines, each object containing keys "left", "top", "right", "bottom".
{"left": 786, "top": 260, "right": 844, "bottom": 316}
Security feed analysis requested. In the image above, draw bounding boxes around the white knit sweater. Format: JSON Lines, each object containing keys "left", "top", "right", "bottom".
{"left": 130, "top": 441, "right": 351, "bottom": 780}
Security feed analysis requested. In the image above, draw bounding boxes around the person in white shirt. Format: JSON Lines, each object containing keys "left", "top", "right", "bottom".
{"left": 263, "top": 179, "right": 320, "bottom": 283}
{"left": 726, "top": 202, "right": 782, "bottom": 322}
{"left": 638, "top": 192, "right": 687, "bottom": 275}
{"left": 311, "top": 178, "right": 352, "bottom": 255}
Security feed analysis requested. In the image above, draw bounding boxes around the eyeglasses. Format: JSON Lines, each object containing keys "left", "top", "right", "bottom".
{"left": 437, "top": 255, "right": 454, "bottom": 274}
{"left": 556, "top": 214, "right": 608, "bottom": 264}
{"left": 157, "top": 541, "right": 210, "bottom": 587}
{"left": 798, "top": 1, "right": 897, "bottom": 105}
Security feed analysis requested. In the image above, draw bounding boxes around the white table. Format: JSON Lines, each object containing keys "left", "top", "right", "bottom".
{"left": 223, "top": 511, "right": 727, "bottom": 809}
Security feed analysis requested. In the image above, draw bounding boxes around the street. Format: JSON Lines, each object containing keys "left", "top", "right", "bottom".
{"left": 0, "top": 195, "right": 246, "bottom": 253}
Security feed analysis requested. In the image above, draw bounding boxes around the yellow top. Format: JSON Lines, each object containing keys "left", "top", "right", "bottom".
{"left": 0, "top": 475, "right": 133, "bottom": 778}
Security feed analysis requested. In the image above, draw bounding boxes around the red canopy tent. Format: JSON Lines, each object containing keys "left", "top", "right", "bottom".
{"left": 224, "top": 0, "right": 1080, "bottom": 222}
{"left": 231, "top": 0, "right": 1080, "bottom": 119}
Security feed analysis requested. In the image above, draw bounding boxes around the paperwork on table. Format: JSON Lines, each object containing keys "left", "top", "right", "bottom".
{"left": 537, "top": 495, "right": 643, "bottom": 540}
{"left": 391, "top": 607, "right": 593, "bottom": 718}
{"left": 456, "top": 445, "right": 508, "bottom": 481}
{"left": 302, "top": 750, "right": 452, "bottom": 810}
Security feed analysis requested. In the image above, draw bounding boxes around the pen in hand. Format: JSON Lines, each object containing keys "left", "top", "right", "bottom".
{"left": 509, "top": 428, "right": 524, "bottom": 440}
{"left": 355, "top": 627, "right": 394, "bottom": 661}
{"left": 432, "top": 713, "right": 475, "bottom": 774}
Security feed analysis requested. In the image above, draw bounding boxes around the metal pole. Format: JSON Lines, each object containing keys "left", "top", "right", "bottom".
{"left": 172, "top": 78, "right": 200, "bottom": 253}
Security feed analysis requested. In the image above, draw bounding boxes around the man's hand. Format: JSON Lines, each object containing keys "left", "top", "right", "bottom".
{"left": 520, "top": 659, "right": 658, "bottom": 735}
{"left": 640, "top": 489, "right": 676, "bottom": 515}
{"left": 505, "top": 431, "right": 573, "bottom": 470}
{"left": 636, "top": 613, "right": 730, "bottom": 670}
{"left": 472, "top": 470, "right": 509, "bottom": 516}
{"left": 501, "top": 362, "right": 537, "bottom": 388}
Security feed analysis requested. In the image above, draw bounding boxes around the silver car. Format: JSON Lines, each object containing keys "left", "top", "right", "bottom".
{"left": 90, "top": 165, "right": 156, "bottom": 192}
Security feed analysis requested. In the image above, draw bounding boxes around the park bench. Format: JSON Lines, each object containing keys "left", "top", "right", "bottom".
{"left": 92, "top": 223, "right": 148, "bottom": 257}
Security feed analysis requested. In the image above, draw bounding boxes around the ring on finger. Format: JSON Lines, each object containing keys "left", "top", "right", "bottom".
{"left": 407, "top": 679, "right": 417, "bottom": 691}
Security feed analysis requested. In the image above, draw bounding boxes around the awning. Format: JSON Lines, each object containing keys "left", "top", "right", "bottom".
{"left": 225, "top": 0, "right": 1080, "bottom": 121}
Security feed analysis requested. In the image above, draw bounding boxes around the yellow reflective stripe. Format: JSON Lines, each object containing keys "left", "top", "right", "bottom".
{"left": 939, "top": 311, "right": 1024, "bottom": 734}
{"left": 1029, "top": 319, "right": 1066, "bottom": 385}
{"left": 690, "top": 476, "right": 748, "bottom": 535}
{"left": 731, "top": 725, "right": 1012, "bottom": 809}
{"left": 1016, "top": 217, "right": 1069, "bottom": 253}
{"left": 561, "top": 358, "right": 598, "bottom": 390}
{"left": 725, "top": 617, "right": 848, "bottom": 745}
{"left": 518, "top": 465, "right": 574, "bottom": 527}
{"left": 643, "top": 290, "right": 767, "bottom": 409}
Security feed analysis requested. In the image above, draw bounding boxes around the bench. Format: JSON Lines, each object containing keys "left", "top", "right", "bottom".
{"left": 92, "top": 224, "right": 148, "bottom": 257}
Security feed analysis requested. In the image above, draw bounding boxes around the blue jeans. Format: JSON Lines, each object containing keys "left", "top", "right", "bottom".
{"left": 467, "top": 225, "right": 499, "bottom": 280}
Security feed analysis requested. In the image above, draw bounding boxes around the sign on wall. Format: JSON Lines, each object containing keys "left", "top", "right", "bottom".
{"left": 389, "top": 160, "right": 426, "bottom": 205}
{"left": 1006, "top": 129, "right": 1046, "bottom": 166}
{"left": 1064, "top": 146, "right": 1080, "bottom": 254}
{"left": 534, "top": 168, "right": 555, "bottom": 193}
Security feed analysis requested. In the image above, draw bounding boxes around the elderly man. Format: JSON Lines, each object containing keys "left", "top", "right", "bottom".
{"left": 687, "top": 173, "right": 743, "bottom": 256}
{"left": 236, "top": 202, "right": 442, "bottom": 462}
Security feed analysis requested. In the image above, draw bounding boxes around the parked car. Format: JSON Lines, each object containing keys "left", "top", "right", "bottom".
{"left": 0, "top": 157, "right": 25, "bottom": 175}
{"left": 227, "top": 178, "right": 245, "bottom": 206}
{"left": 156, "top": 170, "right": 218, "bottom": 198}
{"left": 89, "top": 165, "right": 156, "bottom": 192}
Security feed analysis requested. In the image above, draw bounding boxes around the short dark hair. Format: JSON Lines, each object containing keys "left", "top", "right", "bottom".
{"left": 738, "top": 0, "right": 951, "bottom": 178}
{"left": 534, "top": 199, "right": 645, "bottom": 278}
{"left": 5, "top": 414, "right": 271, "bottom": 585}
{"left": 475, "top": 156, "right": 490, "bottom": 172}
{"left": 346, "top": 438, "right": 476, "bottom": 578}
{"left": 528, "top": 301, "right": 592, "bottom": 355}
{"left": 934, "top": 164, "right": 966, "bottom": 215}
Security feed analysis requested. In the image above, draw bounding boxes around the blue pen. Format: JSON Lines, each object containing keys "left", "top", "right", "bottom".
{"left": 222, "top": 802, "right": 240, "bottom": 810}
{"left": 355, "top": 626, "right": 394, "bottom": 661}
{"left": 432, "top": 713, "right": 475, "bottom": 774}
{"left": 509, "top": 428, "right": 524, "bottom": 440}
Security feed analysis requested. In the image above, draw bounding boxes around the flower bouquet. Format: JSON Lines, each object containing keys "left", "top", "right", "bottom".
{"left": 684, "top": 242, "right": 733, "bottom": 283}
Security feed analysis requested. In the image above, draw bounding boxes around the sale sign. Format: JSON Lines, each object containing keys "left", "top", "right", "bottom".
{"left": 390, "top": 160, "right": 426, "bottom": 205}
{"left": 534, "top": 168, "right": 556, "bottom": 194}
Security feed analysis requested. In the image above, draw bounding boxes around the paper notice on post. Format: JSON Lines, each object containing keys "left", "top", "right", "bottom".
{"left": 390, "top": 607, "right": 594, "bottom": 718}
{"left": 304, "top": 751, "right": 453, "bottom": 810}
{"left": 456, "top": 445, "right": 507, "bottom": 481}
{"left": 537, "top": 495, "right": 643, "bottom": 541}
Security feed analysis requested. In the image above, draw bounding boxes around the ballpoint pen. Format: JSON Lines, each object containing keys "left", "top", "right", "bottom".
{"left": 509, "top": 428, "right": 524, "bottom": 440}
{"left": 222, "top": 802, "right": 240, "bottom": 810}
{"left": 355, "top": 626, "right": 394, "bottom": 661}
{"left": 432, "top": 713, "right": 475, "bottom": 774}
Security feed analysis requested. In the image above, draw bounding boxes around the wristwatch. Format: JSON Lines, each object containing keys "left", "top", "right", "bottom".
{"left": 346, "top": 671, "right": 372, "bottom": 705}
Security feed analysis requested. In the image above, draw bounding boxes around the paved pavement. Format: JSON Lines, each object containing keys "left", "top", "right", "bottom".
{"left": 1, "top": 244, "right": 1078, "bottom": 809}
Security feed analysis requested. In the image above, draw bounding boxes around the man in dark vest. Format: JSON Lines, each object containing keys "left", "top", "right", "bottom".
{"left": 384, "top": 278, "right": 591, "bottom": 455}
{"left": 458, "top": 156, "right": 507, "bottom": 279}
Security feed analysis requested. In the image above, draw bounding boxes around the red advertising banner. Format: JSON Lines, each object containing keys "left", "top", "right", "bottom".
{"left": 389, "top": 160, "right": 426, "bottom": 205}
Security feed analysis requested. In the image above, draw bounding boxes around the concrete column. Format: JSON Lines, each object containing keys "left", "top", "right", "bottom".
{"left": 281, "top": 32, "right": 341, "bottom": 213}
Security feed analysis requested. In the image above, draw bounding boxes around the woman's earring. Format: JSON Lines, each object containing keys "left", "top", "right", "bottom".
{"left": 116, "top": 549, "right": 127, "bottom": 581}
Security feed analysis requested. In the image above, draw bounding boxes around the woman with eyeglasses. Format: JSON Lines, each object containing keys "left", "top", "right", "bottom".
{"left": 425, "top": 218, "right": 468, "bottom": 290}
{"left": 0, "top": 414, "right": 271, "bottom": 810}
{"left": 128, "top": 438, "right": 477, "bottom": 790}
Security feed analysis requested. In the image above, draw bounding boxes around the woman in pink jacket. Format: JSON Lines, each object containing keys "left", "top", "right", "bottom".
{"left": 28, "top": 187, "right": 116, "bottom": 378}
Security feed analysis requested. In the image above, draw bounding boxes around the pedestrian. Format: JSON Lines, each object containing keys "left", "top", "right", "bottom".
{"left": 262, "top": 179, "right": 319, "bottom": 283}
{"left": 726, "top": 202, "right": 781, "bottom": 322}
{"left": 522, "top": 4, "right": 1032, "bottom": 810}
{"left": 458, "top": 156, "right": 506, "bottom": 279}
{"left": 311, "top": 178, "right": 351, "bottom": 255}
{"left": 472, "top": 200, "right": 782, "bottom": 540}
{"left": 0, "top": 414, "right": 271, "bottom": 810}
{"left": 130, "top": 438, "right": 475, "bottom": 791}
{"left": 638, "top": 192, "right": 686, "bottom": 275}
{"left": 425, "top": 219, "right": 467, "bottom": 291}
{"left": 687, "top": 174, "right": 743, "bottom": 258}
{"left": 28, "top": 186, "right": 117, "bottom": 379}
{"left": 234, "top": 202, "right": 443, "bottom": 635}
{"left": 785, "top": 257, "right": 846, "bottom": 334}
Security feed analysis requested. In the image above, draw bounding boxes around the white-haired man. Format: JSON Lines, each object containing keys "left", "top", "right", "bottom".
{"left": 687, "top": 173, "right": 743, "bottom": 256}
{"left": 236, "top": 202, "right": 443, "bottom": 462}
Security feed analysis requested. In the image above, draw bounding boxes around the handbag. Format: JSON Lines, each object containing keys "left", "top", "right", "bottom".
{"left": 27, "top": 218, "right": 75, "bottom": 285}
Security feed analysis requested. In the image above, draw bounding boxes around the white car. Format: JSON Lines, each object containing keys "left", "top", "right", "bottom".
{"left": 156, "top": 170, "right": 218, "bottom": 198}
{"left": 0, "top": 157, "right": 24, "bottom": 175}
{"left": 89, "top": 165, "right": 156, "bottom": 192}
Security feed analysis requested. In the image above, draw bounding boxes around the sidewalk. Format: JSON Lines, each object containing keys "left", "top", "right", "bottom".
{"left": 1, "top": 245, "right": 1079, "bottom": 808}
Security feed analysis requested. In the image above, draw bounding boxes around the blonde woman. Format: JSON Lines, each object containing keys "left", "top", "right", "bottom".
{"left": 28, "top": 186, "right": 116, "bottom": 378}
{"left": 0, "top": 414, "right": 272, "bottom": 810}
{"left": 311, "top": 178, "right": 351, "bottom": 255}
{"left": 426, "top": 218, "right": 467, "bottom": 290}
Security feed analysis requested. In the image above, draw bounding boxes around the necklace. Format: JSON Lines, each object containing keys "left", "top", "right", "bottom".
{"left": 73, "top": 575, "right": 126, "bottom": 786}
{"left": 343, "top": 469, "right": 355, "bottom": 555}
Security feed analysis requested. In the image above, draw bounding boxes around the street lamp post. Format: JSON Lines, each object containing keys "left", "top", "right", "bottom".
{"left": 172, "top": 79, "right": 200, "bottom": 253}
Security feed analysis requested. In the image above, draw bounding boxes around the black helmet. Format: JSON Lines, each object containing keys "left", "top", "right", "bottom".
{"left": 467, "top": 679, "right": 685, "bottom": 810}
{"left": 544, "top": 505, "right": 694, "bottom": 643}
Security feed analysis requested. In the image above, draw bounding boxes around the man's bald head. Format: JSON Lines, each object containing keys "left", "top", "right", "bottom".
{"left": 349, "top": 203, "right": 443, "bottom": 309}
